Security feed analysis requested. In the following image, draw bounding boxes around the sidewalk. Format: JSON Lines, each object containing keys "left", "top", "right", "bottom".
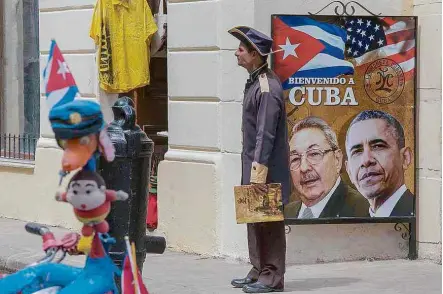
{"left": 0, "top": 217, "right": 440, "bottom": 294}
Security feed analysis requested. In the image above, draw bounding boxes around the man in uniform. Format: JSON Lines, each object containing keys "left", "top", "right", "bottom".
{"left": 228, "top": 26, "right": 291, "bottom": 293}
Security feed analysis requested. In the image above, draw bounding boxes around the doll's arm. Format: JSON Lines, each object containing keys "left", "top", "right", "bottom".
{"left": 105, "top": 190, "right": 117, "bottom": 201}
{"left": 55, "top": 191, "right": 68, "bottom": 202}
{"left": 106, "top": 189, "right": 129, "bottom": 201}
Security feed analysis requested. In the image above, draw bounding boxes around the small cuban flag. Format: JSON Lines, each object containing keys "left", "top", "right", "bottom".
{"left": 122, "top": 236, "right": 150, "bottom": 294}
{"left": 42, "top": 40, "right": 79, "bottom": 110}
{"left": 272, "top": 16, "right": 355, "bottom": 90}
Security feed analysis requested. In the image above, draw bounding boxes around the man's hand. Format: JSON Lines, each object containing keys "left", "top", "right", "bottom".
{"left": 116, "top": 190, "right": 129, "bottom": 201}
{"left": 251, "top": 183, "right": 269, "bottom": 195}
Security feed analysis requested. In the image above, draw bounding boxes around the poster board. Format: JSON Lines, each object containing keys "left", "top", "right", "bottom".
{"left": 270, "top": 14, "right": 417, "bottom": 222}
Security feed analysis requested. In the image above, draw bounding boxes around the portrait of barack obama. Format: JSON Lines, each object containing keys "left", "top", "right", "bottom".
{"left": 345, "top": 110, "right": 415, "bottom": 217}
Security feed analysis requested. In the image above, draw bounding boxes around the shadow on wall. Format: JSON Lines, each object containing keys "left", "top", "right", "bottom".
{"left": 285, "top": 223, "right": 408, "bottom": 265}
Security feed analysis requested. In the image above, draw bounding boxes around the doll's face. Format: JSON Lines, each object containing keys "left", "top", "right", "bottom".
{"left": 67, "top": 180, "right": 106, "bottom": 210}
{"left": 58, "top": 134, "right": 98, "bottom": 172}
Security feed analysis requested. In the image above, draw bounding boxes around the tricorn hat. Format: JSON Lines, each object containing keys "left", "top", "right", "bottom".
{"left": 228, "top": 26, "right": 274, "bottom": 56}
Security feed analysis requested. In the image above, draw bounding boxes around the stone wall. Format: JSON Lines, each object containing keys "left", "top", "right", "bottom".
{"left": 413, "top": 0, "right": 442, "bottom": 263}
{"left": 158, "top": 0, "right": 442, "bottom": 264}
{"left": 0, "top": 0, "right": 99, "bottom": 230}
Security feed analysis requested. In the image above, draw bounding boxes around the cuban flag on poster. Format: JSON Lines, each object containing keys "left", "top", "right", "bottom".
{"left": 42, "top": 40, "right": 79, "bottom": 110}
{"left": 272, "top": 16, "right": 354, "bottom": 90}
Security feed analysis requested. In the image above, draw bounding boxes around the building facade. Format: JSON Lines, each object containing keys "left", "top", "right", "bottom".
{"left": 0, "top": 0, "right": 441, "bottom": 264}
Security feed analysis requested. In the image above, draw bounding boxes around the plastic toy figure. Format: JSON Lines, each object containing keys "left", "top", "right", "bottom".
{"left": 55, "top": 169, "right": 128, "bottom": 252}
{"left": 44, "top": 40, "right": 114, "bottom": 180}
{"left": 49, "top": 99, "right": 115, "bottom": 182}
{"left": 0, "top": 223, "right": 120, "bottom": 294}
{"left": 0, "top": 39, "right": 158, "bottom": 294}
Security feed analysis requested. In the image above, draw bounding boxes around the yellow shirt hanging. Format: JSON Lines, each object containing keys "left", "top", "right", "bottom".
{"left": 90, "top": 0, "right": 158, "bottom": 93}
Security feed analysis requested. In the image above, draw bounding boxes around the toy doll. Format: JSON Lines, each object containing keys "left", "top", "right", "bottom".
{"left": 55, "top": 169, "right": 128, "bottom": 252}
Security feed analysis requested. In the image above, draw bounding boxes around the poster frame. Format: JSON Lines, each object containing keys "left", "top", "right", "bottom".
{"left": 269, "top": 8, "right": 418, "bottom": 259}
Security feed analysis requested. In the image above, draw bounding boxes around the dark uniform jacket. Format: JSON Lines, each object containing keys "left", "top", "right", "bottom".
{"left": 284, "top": 180, "right": 370, "bottom": 218}
{"left": 390, "top": 189, "right": 414, "bottom": 217}
{"left": 241, "top": 63, "right": 291, "bottom": 204}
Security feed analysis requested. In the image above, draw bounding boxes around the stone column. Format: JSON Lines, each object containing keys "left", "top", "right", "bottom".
{"left": 2, "top": 0, "right": 24, "bottom": 135}
{"left": 413, "top": 0, "right": 442, "bottom": 262}
{"left": 32, "top": 0, "right": 97, "bottom": 227}
{"left": 157, "top": 0, "right": 254, "bottom": 259}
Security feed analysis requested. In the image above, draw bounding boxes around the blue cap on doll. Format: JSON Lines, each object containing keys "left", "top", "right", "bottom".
{"left": 49, "top": 99, "right": 105, "bottom": 140}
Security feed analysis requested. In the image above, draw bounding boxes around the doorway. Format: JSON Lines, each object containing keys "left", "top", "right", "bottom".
{"left": 135, "top": 56, "right": 168, "bottom": 162}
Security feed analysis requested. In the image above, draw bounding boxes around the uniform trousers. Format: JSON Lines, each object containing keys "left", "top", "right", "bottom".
{"left": 246, "top": 220, "right": 286, "bottom": 288}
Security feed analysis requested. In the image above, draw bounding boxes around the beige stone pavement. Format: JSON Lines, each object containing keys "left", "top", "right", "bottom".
{"left": 0, "top": 218, "right": 440, "bottom": 294}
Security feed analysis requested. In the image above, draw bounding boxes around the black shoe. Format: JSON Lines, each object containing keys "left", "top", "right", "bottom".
{"left": 242, "top": 281, "right": 284, "bottom": 293}
{"left": 231, "top": 277, "right": 257, "bottom": 288}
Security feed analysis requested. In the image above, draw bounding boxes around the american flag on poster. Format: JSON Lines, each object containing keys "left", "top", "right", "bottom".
{"left": 344, "top": 16, "right": 416, "bottom": 81}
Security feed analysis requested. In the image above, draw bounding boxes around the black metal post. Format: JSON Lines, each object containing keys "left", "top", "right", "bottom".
{"left": 408, "top": 221, "right": 417, "bottom": 260}
{"left": 98, "top": 97, "right": 154, "bottom": 287}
